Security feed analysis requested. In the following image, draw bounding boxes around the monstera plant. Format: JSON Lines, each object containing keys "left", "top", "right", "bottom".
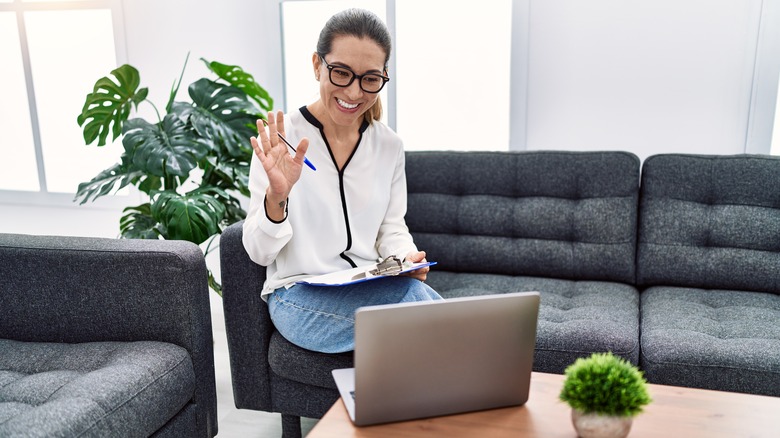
{"left": 76, "top": 55, "right": 272, "bottom": 295}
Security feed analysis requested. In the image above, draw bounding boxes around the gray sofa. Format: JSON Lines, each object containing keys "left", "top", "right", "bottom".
{"left": 221, "top": 151, "right": 780, "bottom": 438}
{"left": 0, "top": 234, "right": 218, "bottom": 437}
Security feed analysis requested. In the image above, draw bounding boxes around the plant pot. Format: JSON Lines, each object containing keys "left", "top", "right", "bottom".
{"left": 571, "top": 409, "right": 633, "bottom": 438}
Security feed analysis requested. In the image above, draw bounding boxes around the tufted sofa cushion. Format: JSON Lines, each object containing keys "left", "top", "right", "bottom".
{"left": 425, "top": 271, "right": 639, "bottom": 373}
{"left": 0, "top": 339, "right": 195, "bottom": 437}
{"left": 406, "top": 151, "right": 640, "bottom": 284}
{"left": 640, "top": 287, "right": 780, "bottom": 396}
{"left": 637, "top": 154, "right": 780, "bottom": 291}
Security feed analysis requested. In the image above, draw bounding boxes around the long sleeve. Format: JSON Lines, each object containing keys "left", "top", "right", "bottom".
{"left": 375, "top": 144, "right": 417, "bottom": 259}
{"left": 241, "top": 153, "right": 293, "bottom": 267}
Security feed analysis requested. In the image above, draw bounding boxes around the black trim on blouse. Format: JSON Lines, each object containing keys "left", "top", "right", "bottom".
{"left": 299, "top": 106, "right": 370, "bottom": 268}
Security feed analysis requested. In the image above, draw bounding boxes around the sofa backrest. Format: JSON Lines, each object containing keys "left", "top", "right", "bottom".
{"left": 405, "top": 151, "right": 640, "bottom": 284}
{"left": 637, "top": 154, "right": 780, "bottom": 292}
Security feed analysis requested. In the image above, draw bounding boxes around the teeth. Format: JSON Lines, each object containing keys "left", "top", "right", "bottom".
{"left": 337, "top": 98, "right": 358, "bottom": 109}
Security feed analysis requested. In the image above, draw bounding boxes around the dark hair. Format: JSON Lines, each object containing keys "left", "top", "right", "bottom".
{"left": 317, "top": 8, "right": 391, "bottom": 124}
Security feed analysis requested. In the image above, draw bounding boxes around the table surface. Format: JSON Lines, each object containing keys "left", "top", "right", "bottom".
{"left": 307, "top": 372, "right": 780, "bottom": 437}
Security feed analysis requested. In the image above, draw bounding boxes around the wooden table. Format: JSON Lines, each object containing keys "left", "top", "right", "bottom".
{"left": 307, "top": 372, "right": 780, "bottom": 437}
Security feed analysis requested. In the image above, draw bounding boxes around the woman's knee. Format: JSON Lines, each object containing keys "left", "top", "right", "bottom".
{"left": 399, "top": 278, "right": 443, "bottom": 302}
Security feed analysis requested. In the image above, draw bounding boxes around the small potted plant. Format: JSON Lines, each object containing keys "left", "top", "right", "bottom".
{"left": 559, "top": 352, "right": 651, "bottom": 438}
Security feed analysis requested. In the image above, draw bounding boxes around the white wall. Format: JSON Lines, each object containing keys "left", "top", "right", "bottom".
{"left": 121, "top": 0, "right": 285, "bottom": 122}
{"left": 524, "top": 0, "right": 763, "bottom": 162}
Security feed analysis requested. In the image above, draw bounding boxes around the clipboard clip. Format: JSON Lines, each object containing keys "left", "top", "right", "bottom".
{"left": 352, "top": 256, "right": 403, "bottom": 280}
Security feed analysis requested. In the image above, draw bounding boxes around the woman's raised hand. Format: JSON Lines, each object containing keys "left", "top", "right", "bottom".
{"left": 250, "top": 111, "right": 309, "bottom": 215}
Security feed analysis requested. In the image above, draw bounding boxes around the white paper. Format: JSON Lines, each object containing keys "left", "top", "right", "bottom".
{"left": 297, "top": 261, "right": 437, "bottom": 287}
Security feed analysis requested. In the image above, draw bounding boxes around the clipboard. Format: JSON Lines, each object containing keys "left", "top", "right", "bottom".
{"left": 297, "top": 256, "right": 437, "bottom": 287}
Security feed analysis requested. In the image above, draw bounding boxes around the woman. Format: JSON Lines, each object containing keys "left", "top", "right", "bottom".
{"left": 243, "top": 8, "right": 442, "bottom": 353}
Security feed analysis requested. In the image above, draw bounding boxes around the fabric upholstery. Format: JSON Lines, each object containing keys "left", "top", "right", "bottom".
{"left": 637, "top": 154, "right": 780, "bottom": 292}
{"left": 637, "top": 154, "right": 780, "bottom": 394}
{"left": 406, "top": 151, "right": 640, "bottom": 284}
{"left": 640, "top": 287, "right": 780, "bottom": 396}
{"left": 268, "top": 332, "right": 353, "bottom": 389}
{"left": 0, "top": 340, "right": 194, "bottom": 437}
{"left": 220, "top": 223, "right": 275, "bottom": 412}
{"left": 0, "top": 233, "right": 217, "bottom": 437}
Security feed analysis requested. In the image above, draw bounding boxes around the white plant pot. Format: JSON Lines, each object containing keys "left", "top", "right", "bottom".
{"left": 571, "top": 409, "right": 633, "bottom": 438}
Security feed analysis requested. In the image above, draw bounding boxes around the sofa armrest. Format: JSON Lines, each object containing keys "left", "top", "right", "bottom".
{"left": 220, "top": 221, "right": 274, "bottom": 411}
{"left": 0, "top": 233, "right": 217, "bottom": 437}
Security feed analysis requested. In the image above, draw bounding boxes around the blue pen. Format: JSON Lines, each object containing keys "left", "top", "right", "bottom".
{"left": 277, "top": 132, "right": 316, "bottom": 171}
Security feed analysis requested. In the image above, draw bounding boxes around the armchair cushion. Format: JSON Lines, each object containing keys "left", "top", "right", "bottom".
{"left": 0, "top": 340, "right": 195, "bottom": 437}
{"left": 268, "top": 332, "right": 353, "bottom": 389}
{"left": 0, "top": 233, "right": 217, "bottom": 437}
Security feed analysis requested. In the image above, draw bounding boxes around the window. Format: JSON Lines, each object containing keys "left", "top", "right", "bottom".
{"left": 0, "top": 0, "right": 125, "bottom": 203}
{"left": 393, "top": 0, "right": 512, "bottom": 151}
{"left": 280, "top": 0, "right": 513, "bottom": 152}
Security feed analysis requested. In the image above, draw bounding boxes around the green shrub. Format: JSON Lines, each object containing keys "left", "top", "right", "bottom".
{"left": 559, "top": 352, "right": 651, "bottom": 417}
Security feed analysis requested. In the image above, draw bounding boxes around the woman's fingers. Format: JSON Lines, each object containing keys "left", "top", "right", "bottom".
{"left": 292, "top": 137, "right": 309, "bottom": 166}
{"left": 256, "top": 118, "right": 274, "bottom": 156}
{"left": 250, "top": 135, "right": 268, "bottom": 164}
{"left": 276, "top": 111, "right": 286, "bottom": 139}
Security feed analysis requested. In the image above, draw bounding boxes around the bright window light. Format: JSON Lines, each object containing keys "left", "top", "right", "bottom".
{"left": 25, "top": 9, "right": 122, "bottom": 194}
{"left": 395, "top": 0, "right": 512, "bottom": 151}
{"left": 0, "top": 12, "right": 39, "bottom": 191}
{"left": 772, "top": 79, "right": 780, "bottom": 156}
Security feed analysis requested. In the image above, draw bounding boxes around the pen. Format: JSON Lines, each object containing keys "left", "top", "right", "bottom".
{"left": 261, "top": 119, "right": 316, "bottom": 171}
{"left": 277, "top": 132, "right": 317, "bottom": 171}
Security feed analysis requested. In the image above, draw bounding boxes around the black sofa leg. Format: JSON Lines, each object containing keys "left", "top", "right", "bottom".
{"left": 281, "top": 413, "right": 302, "bottom": 438}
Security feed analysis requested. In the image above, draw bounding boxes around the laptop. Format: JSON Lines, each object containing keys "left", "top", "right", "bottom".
{"left": 332, "top": 291, "right": 540, "bottom": 426}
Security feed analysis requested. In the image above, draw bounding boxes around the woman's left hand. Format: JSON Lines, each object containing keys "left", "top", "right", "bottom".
{"left": 402, "top": 250, "right": 429, "bottom": 282}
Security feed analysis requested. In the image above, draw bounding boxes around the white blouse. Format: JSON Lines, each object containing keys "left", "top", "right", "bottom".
{"left": 242, "top": 107, "right": 418, "bottom": 297}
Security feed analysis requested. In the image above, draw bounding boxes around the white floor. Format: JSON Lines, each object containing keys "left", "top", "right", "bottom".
{"left": 210, "top": 294, "right": 319, "bottom": 437}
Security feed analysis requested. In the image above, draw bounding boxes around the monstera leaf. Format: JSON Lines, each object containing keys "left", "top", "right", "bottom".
{"left": 203, "top": 58, "right": 273, "bottom": 112}
{"left": 119, "top": 203, "right": 160, "bottom": 239}
{"left": 201, "top": 156, "right": 251, "bottom": 196}
{"left": 151, "top": 188, "right": 228, "bottom": 244}
{"left": 172, "top": 78, "right": 257, "bottom": 158}
{"left": 74, "top": 161, "right": 145, "bottom": 205}
{"left": 77, "top": 64, "right": 148, "bottom": 146}
{"left": 122, "top": 115, "right": 210, "bottom": 177}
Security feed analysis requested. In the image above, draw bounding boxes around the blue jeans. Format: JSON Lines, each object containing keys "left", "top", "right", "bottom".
{"left": 267, "top": 277, "right": 443, "bottom": 353}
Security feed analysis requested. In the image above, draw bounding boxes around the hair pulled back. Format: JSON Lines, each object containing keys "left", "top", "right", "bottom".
{"left": 317, "top": 8, "right": 391, "bottom": 124}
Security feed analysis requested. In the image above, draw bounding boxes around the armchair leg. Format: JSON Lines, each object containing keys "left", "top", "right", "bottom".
{"left": 281, "top": 413, "right": 302, "bottom": 438}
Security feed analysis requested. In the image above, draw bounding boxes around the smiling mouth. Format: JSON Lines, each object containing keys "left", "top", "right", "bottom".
{"left": 337, "top": 98, "right": 359, "bottom": 110}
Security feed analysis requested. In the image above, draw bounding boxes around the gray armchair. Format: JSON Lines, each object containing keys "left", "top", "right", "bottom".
{"left": 220, "top": 222, "right": 350, "bottom": 438}
{"left": 0, "top": 233, "right": 217, "bottom": 437}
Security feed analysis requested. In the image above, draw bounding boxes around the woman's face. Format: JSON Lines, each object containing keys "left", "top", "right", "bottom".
{"left": 313, "top": 35, "right": 387, "bottom": 129}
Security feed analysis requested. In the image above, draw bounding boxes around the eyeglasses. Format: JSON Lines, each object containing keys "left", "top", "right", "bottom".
{"left": 319, "top": 55, "right": 389, "bottom": 94}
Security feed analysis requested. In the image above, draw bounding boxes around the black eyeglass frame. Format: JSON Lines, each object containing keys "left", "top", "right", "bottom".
{"left": 318, "top": 55, "right": 390, "bottom": 94}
